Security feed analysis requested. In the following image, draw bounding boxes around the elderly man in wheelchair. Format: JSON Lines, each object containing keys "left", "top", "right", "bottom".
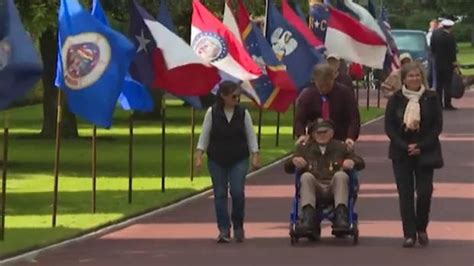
{"left": 285, "top": 119, "right": 365, "bottom": 238}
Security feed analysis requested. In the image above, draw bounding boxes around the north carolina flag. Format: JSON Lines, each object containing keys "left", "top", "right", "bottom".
{"left": 281, "top": 0, "right": 324, "bottom": 49}
{"left": 191, "top": 0, "right": 261, "bottom": 81}
{"left": 232, "top": 0, "right": 297, "bottom": 112}
{"left": 310, "top": 4, "right": 387, "bottom": 69}
{"left": 338, "top": 0, "right": 386, "bottom": 42}
{"left": 131, "top": 0, "right": 219, "bottom": 96}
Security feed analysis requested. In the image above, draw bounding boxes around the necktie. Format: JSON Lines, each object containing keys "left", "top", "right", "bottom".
{"left": 321, "top": 95, "right": 330, "bottom": 120}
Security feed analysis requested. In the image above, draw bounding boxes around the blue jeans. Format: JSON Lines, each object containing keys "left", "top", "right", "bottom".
{"left": 208, "top": 158, "right": 249, "bottom": 233}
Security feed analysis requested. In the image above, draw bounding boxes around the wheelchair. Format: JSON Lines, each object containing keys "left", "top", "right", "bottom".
{"left": 289, "top": 170, "right": 360, "bottom": 245}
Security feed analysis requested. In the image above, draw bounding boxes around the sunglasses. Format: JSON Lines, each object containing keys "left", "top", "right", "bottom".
{"left": 231, "top": 94, "right": 241, "bottom": 100}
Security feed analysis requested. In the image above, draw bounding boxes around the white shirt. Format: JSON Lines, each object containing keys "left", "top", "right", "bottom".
{"left": 197, "top": 107, "right": 259, "bottom": 154}
{"left": 319, "top": 145, "right": 327, "bottom": 155}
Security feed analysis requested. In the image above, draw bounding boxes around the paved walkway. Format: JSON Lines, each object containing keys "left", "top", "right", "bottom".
{"left": 10, "top": 92, "right": 474, "bottom": 266}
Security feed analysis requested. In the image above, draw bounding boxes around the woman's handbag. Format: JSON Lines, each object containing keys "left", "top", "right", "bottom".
{"left": 451, "top": 68, "right": 465, "bottom": 99}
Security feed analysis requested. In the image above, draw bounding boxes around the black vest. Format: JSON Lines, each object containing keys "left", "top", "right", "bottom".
{"left": 207, "top": 104, "right": 249, "bottom": 167}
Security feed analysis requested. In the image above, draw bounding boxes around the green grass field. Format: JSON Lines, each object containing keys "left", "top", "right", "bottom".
{"left": 0, "top": 101, "right": 384, "bottom": 258}
{"left": 458, "top": 42, "right": 474, "bottom": 76}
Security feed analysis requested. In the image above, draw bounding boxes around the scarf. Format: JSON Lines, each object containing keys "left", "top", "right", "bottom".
{"left": 402, "top": 85, "right": 425, "bottom": 131}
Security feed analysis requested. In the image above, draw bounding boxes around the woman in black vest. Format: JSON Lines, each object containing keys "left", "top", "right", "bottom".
{"left": 385, "top": 62, "right": 444, "bottom": 248}
{"left": 195, "top": 81, "right": 260, "bottom": 243}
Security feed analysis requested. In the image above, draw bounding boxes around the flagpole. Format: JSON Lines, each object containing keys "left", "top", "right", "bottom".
{"left": 292, "top": 101, "right": 296, "bottom": 140}
{"left": 366, "top": 70, "right": 370, "bottom": 110}
{"left": 257, "top": 108, "right": 263, "bottom": 149}
{"left": 161, "top": 96, "right": 166, "bottom": 193}
{"left": 91, "top": 125, "right": 97, "bottom": 213}
{"left": 356, "top": 80, "right": 360, "bottom": 103}
{"left": 0, "top": 111, "right": 9, "bottom": 241}
{"left": 52, "top": 90, "right": 63, "bottom": 227}
{"left": 377, "top": 79, "right": 381, "bottom": 108}
{"left": 275, "top": 112, "right": 280, "bottom": 147}
{"left": 190, "top": 107, "right": 196, "bottom": 182}
{"left": 128, "top": 112, "right": 134, "bottom": 204}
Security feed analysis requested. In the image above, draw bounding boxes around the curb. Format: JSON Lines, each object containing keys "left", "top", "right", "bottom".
{"left": 1, "top": 114, "right": 384, "bottom": 265}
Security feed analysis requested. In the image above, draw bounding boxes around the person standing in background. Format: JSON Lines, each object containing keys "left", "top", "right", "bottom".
{"left": 430, "top": 19, "right": 458, "bottom": 110}
{"left": 426, "top": 19, "right": 439, "bottom": 89}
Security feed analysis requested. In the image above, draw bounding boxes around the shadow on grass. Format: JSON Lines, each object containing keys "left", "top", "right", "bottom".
{"left": 0, "top": 226, "right": 82, "bottom": 258}
{"left": 6, "top": 188, "right": 200, "bottom": 216}
{"left": 6, "top": 132, "right": 294, "bottom": 178}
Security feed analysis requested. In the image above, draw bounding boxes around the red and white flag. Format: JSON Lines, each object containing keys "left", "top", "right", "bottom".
{"left": 133, "top": 1, "right": 220, "bottom": 96}
{"left": 191, "top": 0, "right": 261, "bottom": 81}
{"left": 310, "top": 5, "right": 387, "bottom": 69}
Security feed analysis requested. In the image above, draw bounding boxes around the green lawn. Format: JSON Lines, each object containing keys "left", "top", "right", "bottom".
{"left": 458, "top": 42, "right": 474, "bottom": 76}
{"left": 0, "top": 102, "right": 384, "bottom": 258}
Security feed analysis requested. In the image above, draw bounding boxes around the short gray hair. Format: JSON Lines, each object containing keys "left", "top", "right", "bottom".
{"left": 312, "top": 64, "right": 336, "bottom": 82}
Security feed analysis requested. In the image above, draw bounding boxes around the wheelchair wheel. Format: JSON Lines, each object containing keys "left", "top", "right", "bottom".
{"left": 352, "top": 224, "right": 359, "bottom": 245}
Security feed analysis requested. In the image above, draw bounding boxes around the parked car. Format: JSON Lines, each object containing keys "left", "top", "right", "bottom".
{"left": 391, "top": 29, "right": 429, "bottom": 70}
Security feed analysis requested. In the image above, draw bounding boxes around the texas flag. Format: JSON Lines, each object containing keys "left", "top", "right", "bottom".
{"left": 310, "top": 4, "right": 387, "bottom": 69}
{"left": 191, "top": 0, "right": 261, "bottom": 81}
{"left": 130, "top": 0, "right": 220, "bottom": 96}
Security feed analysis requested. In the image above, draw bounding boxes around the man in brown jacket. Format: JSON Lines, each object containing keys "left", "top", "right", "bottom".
{"left": 381, "top": 53, "right": 413, "bottom": 98}
{"left": 285, "top": 119, "right": 365, "bottom": 234}
{"left": 295, "top": 64, "right": 360, "bottom": 149}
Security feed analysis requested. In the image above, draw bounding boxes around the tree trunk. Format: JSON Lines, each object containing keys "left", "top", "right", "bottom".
{"left": 39, "top": 29, "right": 78, "bottom": 139}
{"left": 471, "top": 23, "right": 474, "bottom": 47}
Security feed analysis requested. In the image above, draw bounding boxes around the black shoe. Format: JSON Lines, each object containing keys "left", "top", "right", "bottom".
{"left": 418, "top": 231, "right": 429, "bottom": 247}
{"left": 217, "top": 231, "right": 231, "bottom": 243}
{"left": 234, "top": 228, "right": 245, "bottom": 243}
{"left": 403, "top": 237, "right": 416, "bottom": 248}
{"left": 333, "top": 204, "right": 350, "bottom": 230}
{"left": 444, "top": 105, "right": 457, "bottom": 111}
{"left": 296, "top": 205, "right": 315, "bottom": 233}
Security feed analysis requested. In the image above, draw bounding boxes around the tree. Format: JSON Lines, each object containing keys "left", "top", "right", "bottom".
{"left": 436, "top": 0, "right": 474, "bottom": 46}
{"left": 16, "top": 0, "right": 80, "bottom": 138}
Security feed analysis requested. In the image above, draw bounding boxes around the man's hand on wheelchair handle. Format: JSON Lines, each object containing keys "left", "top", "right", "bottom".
{"left": 342, "top": 159, "right": 355, "bottom": 170}
{"left": 345, "top": 138, "right": 355, "bottom": 151}
{"left": 292, "top": 156, "right": 308, "bottom": 169}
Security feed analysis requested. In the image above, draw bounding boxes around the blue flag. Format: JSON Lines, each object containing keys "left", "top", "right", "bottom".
{"left": 265, "top": 0, "right": 323, "bottom": 90}
{"left": 234, "top": 0, "right": 297, "bottom": 112}
{"left": 56, "top": 0, "right": 135, "bottom": 128}
{"left": 91, "top": 0, "right": 153, "bottom": 112}
{"left": 157, "top": 0, "right": 202, "bottom": 109}
{"left": 0, "top": 0, "right": 43, "bottom": 110}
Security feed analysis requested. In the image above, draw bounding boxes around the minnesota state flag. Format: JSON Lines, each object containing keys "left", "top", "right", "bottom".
{"left": 56, "top": 0, "right": 135, "bottom": 128}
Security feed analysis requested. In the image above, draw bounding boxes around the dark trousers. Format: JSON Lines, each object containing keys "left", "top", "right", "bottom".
{"left": 392, "top": 160, "right": 434, "bottom": 238}
{"left": 435, "top": 68, "right": 453, "bottom": 107}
